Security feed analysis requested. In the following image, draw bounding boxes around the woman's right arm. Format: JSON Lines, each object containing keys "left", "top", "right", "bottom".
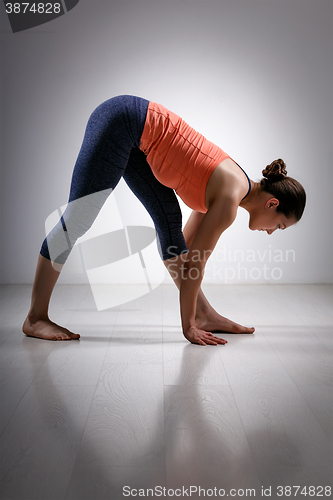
{"left": 180, "top": 195, "right": 238, "bottom": 345}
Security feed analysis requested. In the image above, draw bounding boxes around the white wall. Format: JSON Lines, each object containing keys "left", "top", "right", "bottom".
{"left": 1, "top": 0, "right": 332, "bottom": 285}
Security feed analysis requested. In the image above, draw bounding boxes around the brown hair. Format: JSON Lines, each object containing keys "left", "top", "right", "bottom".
{"left": 260, "top": 159, "right": 306, "bottom": 221}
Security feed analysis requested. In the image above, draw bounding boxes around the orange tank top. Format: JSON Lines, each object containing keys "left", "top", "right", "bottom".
{"left": 139, "top": 101, "right": 230, "bottom": 213}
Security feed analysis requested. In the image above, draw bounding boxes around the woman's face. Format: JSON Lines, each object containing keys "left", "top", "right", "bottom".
{"left": 249, "top": 198, "right": 296, "bottom": 234}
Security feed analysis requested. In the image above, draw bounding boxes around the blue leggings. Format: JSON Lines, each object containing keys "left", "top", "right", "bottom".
{"left": 40, "top": 95, "right": 188, "bottom": 263}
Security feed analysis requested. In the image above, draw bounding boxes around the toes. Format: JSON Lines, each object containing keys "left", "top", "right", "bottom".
{"left": 65, "top": 329, "right": 80, "bottom": 340}
{"left": 52, "top": 332, "right": 72, "bottom": 341}
{"left": 231, "top": 324, "right": 255, "bottom": 334}
{"left": 69, "top": 333, "right": 80, "bottom": 340}
{"left": 61, "top": 327, "right": 80, "bottom": 340}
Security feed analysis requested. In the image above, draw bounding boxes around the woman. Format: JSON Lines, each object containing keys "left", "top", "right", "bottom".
{"left": 23, "top": 95, "right": 306, "bottom": 345}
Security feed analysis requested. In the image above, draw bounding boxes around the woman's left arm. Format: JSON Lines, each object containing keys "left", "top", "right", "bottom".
{"left": 180, "top": 195, "right": 238, "bottom": 345}
{"left": 183, "top": 211, "right": 206, "bottom": 248}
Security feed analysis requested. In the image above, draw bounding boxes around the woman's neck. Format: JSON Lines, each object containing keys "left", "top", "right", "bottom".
{"left": 239, "top": 182, "right": 262, "bottom": 212}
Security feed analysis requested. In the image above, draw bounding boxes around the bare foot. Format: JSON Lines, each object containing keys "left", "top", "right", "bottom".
{"left": 196, "top": 310, "right": 255, "bottom": 334}
{"left": 23, "top": 315, "right": 80, "bottom": 341}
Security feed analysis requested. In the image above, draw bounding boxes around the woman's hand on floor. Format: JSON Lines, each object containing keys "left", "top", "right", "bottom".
{"left": 184, "top": 325, "right": 227, "bottom": 346}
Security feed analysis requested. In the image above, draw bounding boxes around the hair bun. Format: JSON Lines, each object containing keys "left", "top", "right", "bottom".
{"left": 262, "top": 159, "right": 287, "bottom": 181}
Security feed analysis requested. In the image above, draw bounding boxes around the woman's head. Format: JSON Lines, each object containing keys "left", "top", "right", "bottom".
{"left": 260, "top": 159, "right": 306, "bottom": 222}
{"left": 244, "top": 159, "right": 306, "bottom": 234}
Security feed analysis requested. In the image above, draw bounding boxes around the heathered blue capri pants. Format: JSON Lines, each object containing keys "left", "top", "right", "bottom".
{"left": 40, "top": 95, "right": 188, "bottom": 264}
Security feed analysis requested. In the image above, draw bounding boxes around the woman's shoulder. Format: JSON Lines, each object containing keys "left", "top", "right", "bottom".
{"left": 205, "top": 159, "right": 251, "bottom": 209}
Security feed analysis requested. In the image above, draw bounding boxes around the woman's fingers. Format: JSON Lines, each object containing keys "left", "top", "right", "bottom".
{"left": 195, "top": 331, "right": 227, "bottom": 346}
{"left": 185, "top": 326, "right": 228, "bottom": 346}
{"left": 205, "top": 332, "right": 227, "bottom": 345}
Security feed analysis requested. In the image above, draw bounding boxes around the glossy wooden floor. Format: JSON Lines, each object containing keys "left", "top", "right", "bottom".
{"left": 0, "top": 284, "right": 332, "bottom": 500}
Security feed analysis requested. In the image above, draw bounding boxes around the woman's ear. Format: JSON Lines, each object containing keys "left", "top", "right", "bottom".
{"left": 265, "top": 198, "right": 280, "bottom": 209}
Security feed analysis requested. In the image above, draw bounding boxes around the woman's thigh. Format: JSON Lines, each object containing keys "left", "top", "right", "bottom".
{"left": 123, "top": 148, "right": 188, "bottom": 260}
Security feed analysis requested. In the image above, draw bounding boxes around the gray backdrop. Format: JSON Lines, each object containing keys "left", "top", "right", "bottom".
{"left": 0, "top": 0, "right": 332, "bottom": 284}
